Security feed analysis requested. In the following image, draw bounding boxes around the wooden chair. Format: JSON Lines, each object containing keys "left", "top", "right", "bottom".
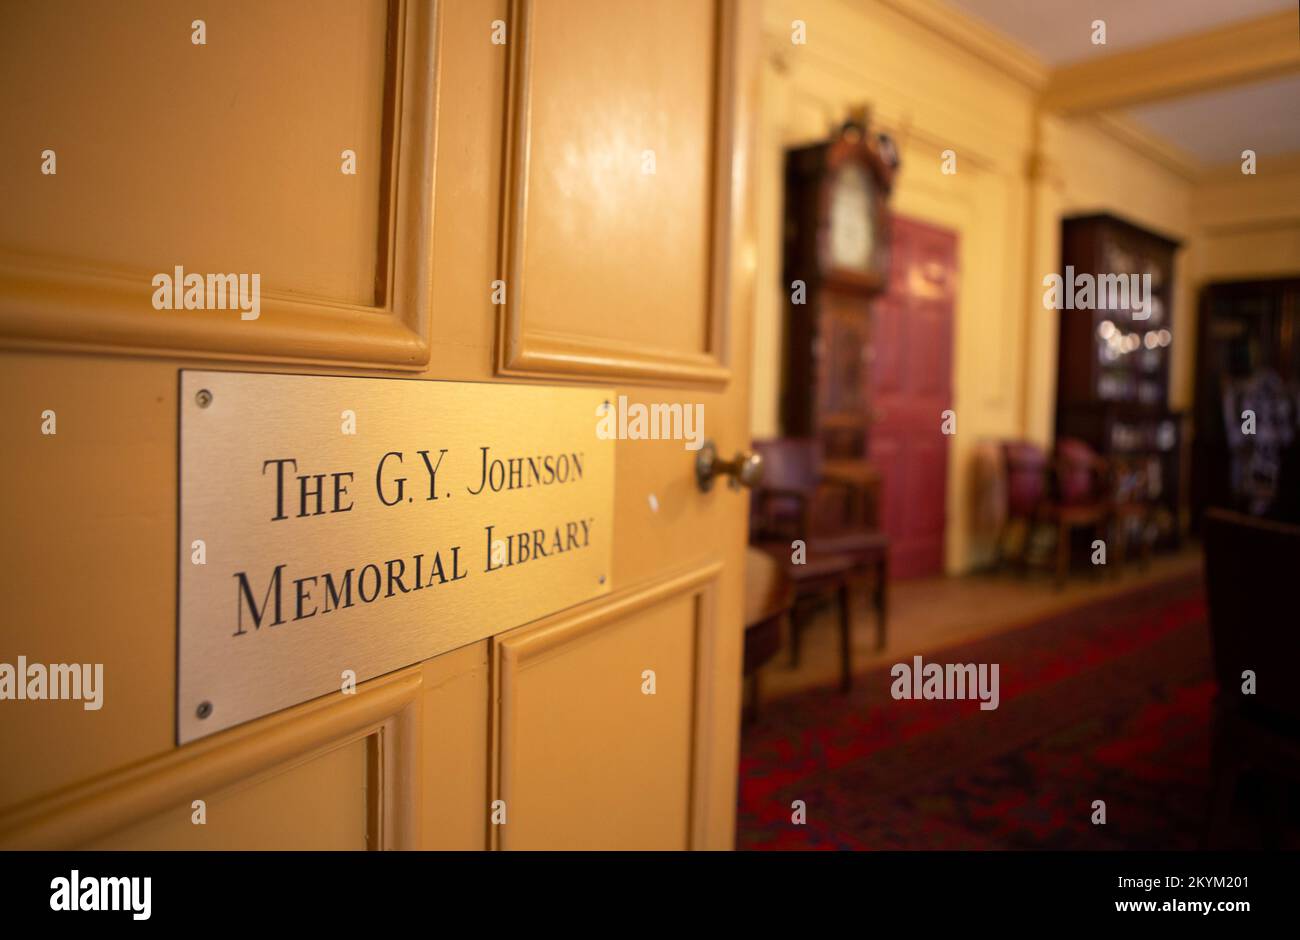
{"left": 751, "top": 543, "right": 858, "bottom": 692}
{"left": 1203, "top": 508, "right": 1300, "bottom": 848}
{"left": 749, "top": 438, "right": 889, "bottom": 688}
{"left": 1041, "top": 438, "right": 1111, "bottom": 589}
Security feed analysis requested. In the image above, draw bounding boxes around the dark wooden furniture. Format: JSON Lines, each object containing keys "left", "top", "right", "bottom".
{"left": 742, "top": 548, "right": 794, "bottom": 722}
{"left": 1109, "top": 455, "right": 1153, "bottom": 573}
{"left": 820, "top": 458, "right": 882, "bottom": 529}
{"left": 751, "top": 437, "right": 889, "bottom": 634}
{"left": 752, "top": 545, "right": 858, "bottom": 692}
{"left": 780, "top": 115, "right": 896, "bottom": 481}
{"left": 1202, "top": 508, "right": 1300, "bottom": 847}
{"left": 1191, "top": 278, "right": 1300, "bottom": 529}
{"left": 1055, "top": 214, "right": 1183, "bottom": 551}
{"left": 1000, "top": 438, "right": 1141, "bottom": 587}
{"left": 752, "top": 436, "right": 848, "bottom": 537}
{"left": 750, "top": 438, "right": 890, "bottom": 688}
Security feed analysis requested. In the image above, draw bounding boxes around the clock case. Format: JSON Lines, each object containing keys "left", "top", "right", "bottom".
{"left": 780, "top": 120, "right": 896, "bottom": 462}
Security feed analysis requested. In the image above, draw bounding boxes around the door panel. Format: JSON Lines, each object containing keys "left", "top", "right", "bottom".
{"left": 513, "top": 0, "right": 714, "bottom": 353}
{"left": 0, "top": 668, "right": 422, "bottom": 850}
{"left": 0, "top": 0, "right": 755, "bottom": 851}
{"left": 0, "top": 0, "right": 389, "bottom": 307}
{"left": 870, "top": 215, "right": 957, "bottom": 579}
{"left": 495, "top": 566, "right": 719, "bottom": 850}
{"left": 871, "top": 434, "right": 907, "bottom": 542}
{"left": 500, "top": 0, "right": 738, "bottom": 384}
{"left": 89, "top": 739, "right": 372, "bottom": 851}
{"left": 0, "top": 0, "right": 435, "bottom": 366}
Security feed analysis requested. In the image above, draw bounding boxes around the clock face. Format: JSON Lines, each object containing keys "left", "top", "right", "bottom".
{"left": 828, "top": 163, "right": 876, "bottom": 273}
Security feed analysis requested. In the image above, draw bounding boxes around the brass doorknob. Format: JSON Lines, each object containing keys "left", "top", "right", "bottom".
{"left": 695, "top": 440, "right": 763, "bottom": 493}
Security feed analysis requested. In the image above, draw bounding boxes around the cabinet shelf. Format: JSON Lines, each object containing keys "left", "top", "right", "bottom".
{"left": 1055, "top": 214, "right": 1184, "bottom": 547}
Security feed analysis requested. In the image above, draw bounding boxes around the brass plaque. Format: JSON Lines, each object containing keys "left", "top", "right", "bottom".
{"left": 178, "top": 371, "right": 614, "bottom": 743}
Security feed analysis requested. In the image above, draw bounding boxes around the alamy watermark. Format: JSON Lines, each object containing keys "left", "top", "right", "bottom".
{"left": 595, "top": 394, "right": 704, "bottom": 451}
{"left": 152, "top": 265, "right": 260, "bottom": 320}
{"left": 0, "top": 657, "right": 103, "bottom": 710}
{"left": 50, "top": 870, "right": 150, "bottom": 920}
{"left": 890, "top": 655, "right": 999, "bottom": 711}
{"left": 1042, "top": 266, "right": 1152, "bottom": 320}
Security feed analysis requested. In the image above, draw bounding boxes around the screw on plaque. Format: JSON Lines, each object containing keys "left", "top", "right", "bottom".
{"left": 196, "top": 701, "right": 213, "bottom": 719}
{"left": 195, "top": 389, "right": 213, "bottom": 408}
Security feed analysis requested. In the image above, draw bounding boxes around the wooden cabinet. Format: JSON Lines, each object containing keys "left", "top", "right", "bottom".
{"left": 1191, "top": 278, "right": 1300, "bottom": 526}
{"left": 1055, "top": 214, "right": 1183, "bottom": 545}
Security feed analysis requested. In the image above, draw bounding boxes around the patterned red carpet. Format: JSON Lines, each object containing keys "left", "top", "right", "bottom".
{"left": 737, "top": 573, "right": 1216, "bottom": 850}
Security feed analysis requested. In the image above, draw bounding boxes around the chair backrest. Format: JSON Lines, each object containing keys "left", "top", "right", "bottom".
{"left": 1002, "top": 440, "right": 1047, "bottom": 517}
{"left": 752, "top": 438, "right": 822, "bottom": 491}
{"left": 750, "top": 437, "right": 846, "bottom": 539}
{"left": 1055, "top": 437, "right": 1104, "bottom": 505}
{"left": 1203, "top": 507, "right": 1300, "bottom": 724}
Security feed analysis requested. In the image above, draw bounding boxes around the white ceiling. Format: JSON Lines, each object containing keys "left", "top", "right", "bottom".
{"left": 945, "top": 0, "right": 1295, "bottom": 66}
{"left": 944, "top": 0, "right": 1300, "bottom": 166}
{"left": 1123, "top": 74, "right": 1300, "bottom": 165}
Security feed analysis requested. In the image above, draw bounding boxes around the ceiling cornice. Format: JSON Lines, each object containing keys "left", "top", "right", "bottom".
{"left": 1087, "top": 112, "right": 1204, "bottom": 182}
{"left": 867, "top": 0, "right": 1049, "bottom": 90}
{"left": 1041, "top": 10, "right": 1300, "bottom": 114}
{"left": 822, "top": 1, "right": 1297, "bottom": 181}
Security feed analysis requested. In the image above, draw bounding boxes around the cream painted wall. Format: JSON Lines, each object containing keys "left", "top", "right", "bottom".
{"left": 750, "top": 0, "right": 1251, "bottom": 574}
{"left": 1190, "top": 155, "right": 1300, "bottom": 283}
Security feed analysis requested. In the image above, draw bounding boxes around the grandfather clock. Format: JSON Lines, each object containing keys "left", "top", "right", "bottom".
{"left": 780, "top": 114, "right": 896, "bottom": 514}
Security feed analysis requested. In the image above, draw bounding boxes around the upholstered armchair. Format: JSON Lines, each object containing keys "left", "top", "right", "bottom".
{"left": 1000, "top": 438, "right": 1115, "bottom": 588}
{"left": 1043, "top": 438, "right": 1112, "bottom": 588}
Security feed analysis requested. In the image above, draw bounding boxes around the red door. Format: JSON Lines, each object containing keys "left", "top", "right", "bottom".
{"left": 870, "top": 215, "right": 957, "bottom": 579}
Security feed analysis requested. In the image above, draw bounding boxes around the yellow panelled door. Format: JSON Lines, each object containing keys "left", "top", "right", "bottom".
{"left": 0, "top": 0, "right": 756, "bottom": 850}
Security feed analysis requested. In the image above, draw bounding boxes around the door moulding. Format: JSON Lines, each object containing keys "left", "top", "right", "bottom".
{"left": 0, "top": 0, "right": 440, "bottom": 371}
{"left": 496, "top": 0, "right": 742, "bottom": 386}
{"left": 490, "top": 561, "right": 723, "bottom": 850}
{"left": 0, "top": 670, "right": 423, "bottom": 850}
